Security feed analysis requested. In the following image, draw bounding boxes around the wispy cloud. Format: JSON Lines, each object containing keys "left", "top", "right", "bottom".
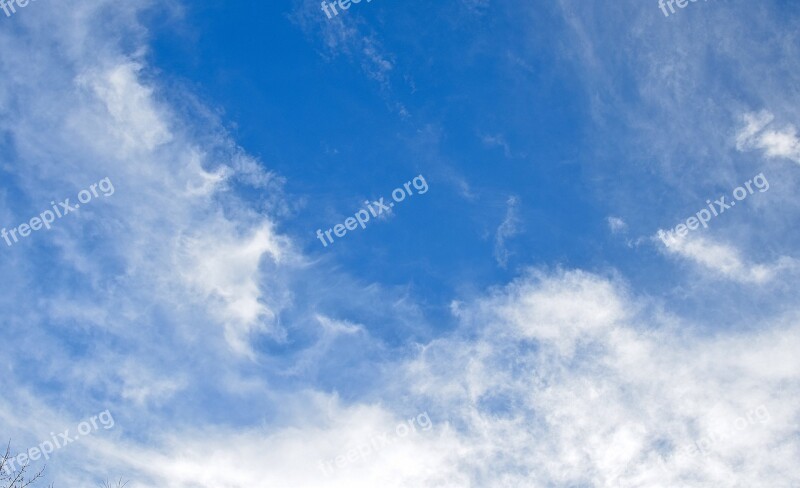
{"left": 607, "top": 216, "right": 628, "bottom": 234}
{"left": 2, "top": 0, "right": 800, "bottom": 486}
{"left": 737, "top": 110, "right": 800, "bottom": 165}
{"left": 493, "top": 195, "right": 521, "bottom": 268}
{"left": 657, "top": 233, "right": 797, "bottom": 284}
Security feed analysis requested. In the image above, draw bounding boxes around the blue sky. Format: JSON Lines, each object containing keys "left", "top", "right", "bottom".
{"left": 1, "top": 0, "right": 800, "bottom": 486}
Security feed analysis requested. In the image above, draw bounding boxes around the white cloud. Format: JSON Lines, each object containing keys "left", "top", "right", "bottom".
{"left": 737, "top": 110, "right": 800, "bottom": 165}
{"left": 289, "top": 0, "right": 407, "bottom": 116}
{"left": 607, "top": 216, "right": 628, "bottom": 234}
{"left": 119, "top": 361, "right": 186, "bottom": 407}
{"left": 657, "top": 233, "right": 796, "bottom": 284}
{"left": 78, "top": 398, "right": 466, "bottom": 488}
{"left": 496, "top": 270, "right": 628, "bottom": 353}
{"left": 481, "top": 133, "right": 513, "bottom": 158}
{"left": 493, "top": 195, "right": 521, "bottom": 269}
{"left": 176, "top": 221, "right": 291, "bottom": 355}
{"left": 0, "top": 14, "right": 297, "bottom": 357}
{"left": 76, "top": 63, "right": 173, "bottom": 153}
{"left": 76, "top": 270, "right": 798, "bottom": 487}
{"left": 398, "top": 270, "right": 800, "bottom": 487}
{"left": 1, "top": 1, "right": 799, "bottom": 487}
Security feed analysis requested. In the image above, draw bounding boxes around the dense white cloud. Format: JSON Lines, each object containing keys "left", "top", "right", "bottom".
{"left": 69, "top": 270, "right": 797, "bottom": 487}
{"left": 105, "top": 402, "right": 465, "bottom": 488}
{"left": 399, "top": 270, "right": 800, "bottom": 487}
